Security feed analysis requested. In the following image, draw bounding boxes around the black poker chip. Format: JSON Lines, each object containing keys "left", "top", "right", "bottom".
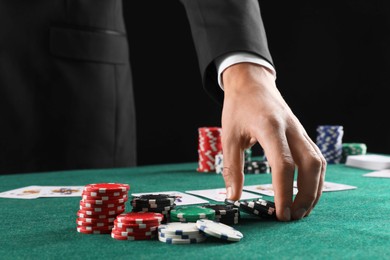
{"left": 244, "top": 160, "right": 271, "bottom": 174}
{"left": 202, "top": 203, "right": 240, "bottom": 225}
{"left": 225, "top": 198, "right": 276, "bottom": 219}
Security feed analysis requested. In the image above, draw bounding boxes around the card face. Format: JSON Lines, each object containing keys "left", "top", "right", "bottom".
{"left": 39, "top": 186, "right": 84, "bottom": 197}
{"left": 185, "top": 188, "right": 261, "bottom": 202}
{"left": 363, "top": 169, "right": 390, "bottom": 178}
{"left": 131, "top": 191, "right": 209, "bottom": 206}
{"left": 0, "top": 186, "right": 42, "bottom": 199}
{"left": 243, "top": 184, "right": 298, "bottom": 197}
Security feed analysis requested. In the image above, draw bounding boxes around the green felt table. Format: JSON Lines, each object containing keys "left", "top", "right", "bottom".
{"left": 1, "top": 161, "right": 390, "bottom": 260}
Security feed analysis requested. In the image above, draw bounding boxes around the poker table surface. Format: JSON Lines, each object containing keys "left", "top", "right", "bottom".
{"left": 1, "top": 161, "right": 390, "bottom": 260}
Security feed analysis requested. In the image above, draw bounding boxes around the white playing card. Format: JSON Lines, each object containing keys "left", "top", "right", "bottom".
{"left": 39, "top": 186, "right": 84, "bottom": 197}
{"left": 363, "top": 169, "right": 390, "bottom": 178}
{"left": 185, "top": 188, "right": 261, "bottom": 202}
{"left": 131, "top": 191, "right": 209, "bottom": 206}
{"left": 243, "top": 184, "right": 298, "bottom": 197}
{"left": 293, "top": 181, "right": 357, "bottom": 192}
{"left": 0, "top": 186, "right": 42, "bottom": 199}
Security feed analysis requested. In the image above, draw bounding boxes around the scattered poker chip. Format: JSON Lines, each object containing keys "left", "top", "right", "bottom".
{"left": 170, "top": 206, "right": 215, "bottom": 223}
{"left": 83, "top": 183, "right": 130, "bottom": 193}
{"left": 158, "top": 222, "right": 203, "bottom": 236}
{"left": 225, "top": 199, "right": 276, "bottom": 219}
{"left": 202, "top": 204, "right": 240, "bottom": 225}
{"left": 158, "top": 235, "right": 206, "bottom": 244}
{"left": 111, "top": 233, "right": 156, "bottom": 241}
{"left": 196, "top": 219, "right": 243, "bottom": 242}
{"left": 116, "top": 212, "right": 164, "bottom": 224}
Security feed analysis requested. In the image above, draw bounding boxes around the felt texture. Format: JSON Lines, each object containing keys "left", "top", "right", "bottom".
{"left": 1, "top": 161, "right": 389, "bottom": 259}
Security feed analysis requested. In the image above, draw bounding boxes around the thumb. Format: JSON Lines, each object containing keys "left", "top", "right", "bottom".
{"left": 222, "top": 137, "right": 245, "bottom": 201}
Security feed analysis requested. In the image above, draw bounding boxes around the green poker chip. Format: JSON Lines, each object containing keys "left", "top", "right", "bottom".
{"left": 170, "top": 206, "right": 215, "bottom": 222}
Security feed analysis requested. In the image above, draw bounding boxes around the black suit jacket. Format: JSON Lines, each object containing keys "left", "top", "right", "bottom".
{"left": 180, "top": 0, "right": 274, "bottom": 105}
{"left": 0, "top": 0, "right": 136, "bottom": 174}
{"left": 0, "top": 0, "right": 272, "bottom": 174}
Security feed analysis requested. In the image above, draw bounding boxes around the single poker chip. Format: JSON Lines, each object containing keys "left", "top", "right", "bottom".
{"left": 111, "top": 232, "right": 156, "bottom": 241}
{"left": 158, "top": 222, "right": 203, "bottom": 236}
{"left": 78, "top": 208, "right": 125, "bottom": 217}
{"left": 170, "top": 206, "right": 215, "bottom": 221}
{"left": 80, "top": 201, "right": 125, "bottom": 209}
{"left": 196, "top": 219, "right": 243, "bottom": 242}
{"left": 83, "top": 183, "right": 130, "bottom": 193}
{"left": 113, "top": 225, "right": 157, "bottom": 233}
{"left": 113, "top": 219, "right": 159, "bottom": 229}
{"left": 158, "top": 235, "right": 206, "bottom": 244}
{"left": 77, "top": 217, "right": 115, "bottom": 224}
{"left": 116, "top": 212, "right": 164, "bottom": 224}
{"left": 80, "top": 225, "right": 114, "bottom": 231}
{"left": 79, "top": 205, "right": 125, "bottom": 212}
{"left": 81, "top": 197, "right": 128, "bottom": 205}
{"left": 82, "top": 190, "right": 127, "bottom": 198}
{"left": 77, "top": 226, "right": 112, "bottom": 234}
{"left": 76, "top": 219, "right": 113, "bottom": 227}
{"left": 82, "top": 194, "right": 128, "bottom": 201}
{"left": 132, "top": 194, "right": 175, "bottom": 205}
{"left": 111, "top": 228, "right": 155, "bottom": 237}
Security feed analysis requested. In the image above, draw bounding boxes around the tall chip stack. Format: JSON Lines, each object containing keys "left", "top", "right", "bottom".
{"left": 76, "top": 183, "right": 130, "bottom": 234}
{"left": 316, "top": 125, "right": 344, "bottom": 164}
{"left": 197, "top": 127, "right": 222, "bottom": 172}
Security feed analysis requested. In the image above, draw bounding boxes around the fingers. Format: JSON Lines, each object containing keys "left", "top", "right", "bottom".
{"left": 285, "top": 123, "right": 326, "bottom": 220}
{"left": 221, "top": 128, "right": 245, "bottom": 201}
{"left": 254, "top": 123, "right": 295, "bottom": 222}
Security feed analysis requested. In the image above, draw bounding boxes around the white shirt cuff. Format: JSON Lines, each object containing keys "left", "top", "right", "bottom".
{"left": 215, "top": 52, "right": 277, "bottom": 90}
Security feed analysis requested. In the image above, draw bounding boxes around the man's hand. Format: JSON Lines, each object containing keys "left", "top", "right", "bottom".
{"left": 221, "top": 63, "right": 326, "bottom": 221}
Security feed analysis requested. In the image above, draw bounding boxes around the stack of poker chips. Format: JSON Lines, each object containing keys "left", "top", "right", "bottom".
{"left": 170, "top": 205, "right": 215, "bottom": 223}
{"left": 197, "top": 127, "right": 222, "bottom": 172}
{"left": 158, "top": 222, "right": 207, "bottom": 244}
{"left": 316, "top": 125, "right": 344, "bottom": 164}
{"left": 341, "top": 143, "right": 367, "bottom": 163}
{"left": 214, "top": 148, "right": 254, "bottom": 174}
{"left": 244, "top": 159, "right": 271, "bottom": 174}
{"left": 111, "top": 212, "right": 163, "bottom": 240}
{"left": 131, "top": 194, "right": 176, "bottom": 223}
{"left": 225, "top": 198, "right": 276, "bottom": 219}
{"left": 76, "top": 183, "right": 130, "bottom": 234}
{"left": 202, "top": 204, "right": 240, "bottom": 225}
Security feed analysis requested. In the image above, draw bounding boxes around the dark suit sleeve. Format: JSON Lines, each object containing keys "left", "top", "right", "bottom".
{"left": 179, "top": 0, "right": 274, "bottom": 105}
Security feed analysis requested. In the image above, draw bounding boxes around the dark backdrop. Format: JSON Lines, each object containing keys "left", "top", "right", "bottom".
{"left": 123, "top": 0, "right": 390, "bottom": 166}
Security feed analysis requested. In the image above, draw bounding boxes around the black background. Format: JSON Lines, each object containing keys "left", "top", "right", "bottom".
{"left": 123, "top": 0, "right": 390, "bottom": 166}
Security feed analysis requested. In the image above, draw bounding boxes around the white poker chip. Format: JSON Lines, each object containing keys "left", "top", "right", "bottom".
{"left": 196, "top": 219, "right": 243, "bottom": 242}
{"left": 158, "top": 222, "right": 203, "bottom": 236}
{"left": 158, "top": 235, "right": 206, "bottom": 244}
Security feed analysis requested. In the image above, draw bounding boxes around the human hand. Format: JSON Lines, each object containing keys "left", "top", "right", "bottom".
{"left": 221, "top": 63, "right": 326, "bottom": 221}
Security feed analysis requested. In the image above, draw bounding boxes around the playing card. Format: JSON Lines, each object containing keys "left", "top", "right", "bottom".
{"left": 0, "top": 186, "right": 42, "bottom": 199}
{"left": 243, "top": 184, "right": 298, "bottom": 197}
{"left": 294, "top": 181, "right": 357, "bottom": 192}
{"left": 39, "top": 186, "right": 84, "bottom": 197}
{"left": 131, "top": 191, "right": 209, "bottom": 206}
{"left": 363, "top": 169, "right": 390, "bottom": 178}
{"left": 185, "top": 187, "right": 261, "bottom": 202}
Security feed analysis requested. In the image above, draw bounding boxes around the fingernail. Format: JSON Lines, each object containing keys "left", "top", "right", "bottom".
{"left": 293, "top": 208, "right": 307, "bottom": 220}
{"left": 283, "top": 207, "right": 291, "bottom": 221}
{"left": 226, "top": 186, "right": 232, "bottom": 199}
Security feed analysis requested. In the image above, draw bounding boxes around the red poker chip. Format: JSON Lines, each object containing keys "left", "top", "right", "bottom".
{"left": 111, "top": 228, "right": 156, "bottom": 237}
{"left": 81, "top": 194, "right": 128, "bottom": 201}
{"left": 110, "top": 232, "right": 155, "bottom": 240}
{"left": 82, "top": 190, "right": 128, "bottom": 197}
{"left": 113, "top": 219, "right": 159, "bottom": 229}
{"left": 83, "top": 183, "right": 130, "bottom": 193}
{"left": 77, "top": 226, "right": 112, "bottom": 234}
{"left": 77, "top": 209, "right": 125, "bottom": 218}
{"left": 79, "top": 205, "right": 125, "bottom": 213}
{"left": 77, "top": 217, "right": 115, "bottom": 224}
{"left": 81, "top": 197, "right": 128, "bottom": 205}
{"left": 115, "top": 212, "right": 164, "bottom": 224}
{"left": 79, "top": 201, "right": 125, "bottom": 209}
{"left": 77, "top": 222, "right": 113, "bottom": 228}
{"left": 77, "top": 225, "right": 114, "bottom": 231}
{"left": 112, "top": 225, "right": 157, "bottom": 233}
